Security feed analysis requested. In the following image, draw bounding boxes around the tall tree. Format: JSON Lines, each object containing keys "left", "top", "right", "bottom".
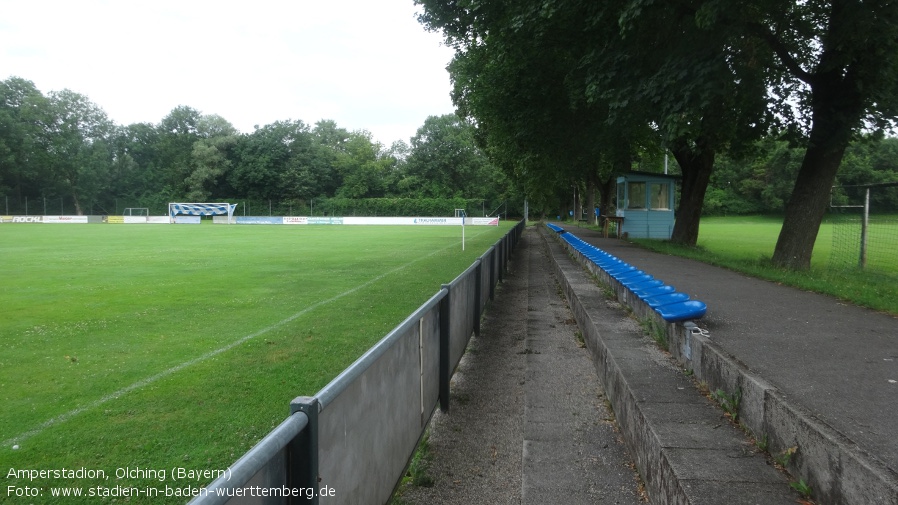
{"left": 402, "top": 114, "right": 502, "bottom": 200}
{"left": 0, "top": 77, "right": 47, "bottom": 203}
{"left": 561, "top": 0, "right": 770, "bottom": 243}
{"left": 425, "top": 2, "right": 632, "bottom": 217}
{"left": 33, "top": 89, "right": 114, "bottom": 214}
{"left": 186, "top": 115, "right": 238, "bottom": 200}
{"left": 231, "top": 120, "right": 308, "bottom": 201}
{"left": 110, "top": 122, "right": 162, "bottom": 204}
{"left": 417, "top": 0, "right": 770, "bottom": 244}
{"left": 722, "top": 0, "right": 898, "bottom": 269}
{"left": 334, "top": 130, "right": 394, "bottom": 199}
{"left": 155, "top": 106, "right": 203, "bottom": 196}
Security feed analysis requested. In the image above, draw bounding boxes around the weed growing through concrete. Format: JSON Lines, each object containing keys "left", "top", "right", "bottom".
{"left": 775, "top": 446, "right": 798, "bottom": 468}
{"left": 790, "top": 478, "right": 812, "bottom": 499}
{"left": 639, "top": 317, "right": 668, "bottom": 350}
{"left": 402, "top": 431, "right": 434, "bottom": 489}
{"left": 712, "top": 387, "right": 742, "bottom": 423}
{"left": 754, "top": 433, "right": 769, "bottom": 452}
{"left": 389, "top": 431, "right": 435, "bottom": 504}
{"left": 574, "top": 330, "right": 586, "bottom": 348}
{"left": 696, "top": 380, "right": 710, "bottom": 396}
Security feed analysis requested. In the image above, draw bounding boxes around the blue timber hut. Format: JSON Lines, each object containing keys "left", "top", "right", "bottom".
{"left": 615, "top": 171, "right": 679, "bottom": 239}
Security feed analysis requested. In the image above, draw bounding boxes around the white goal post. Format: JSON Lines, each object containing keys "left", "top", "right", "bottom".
{"left": 168, "top": 202, "right": 237, "bottom": 223}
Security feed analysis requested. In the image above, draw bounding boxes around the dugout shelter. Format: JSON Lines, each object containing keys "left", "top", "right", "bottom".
{"left": 615, "top": 171, "right": 679, "bottom": 239}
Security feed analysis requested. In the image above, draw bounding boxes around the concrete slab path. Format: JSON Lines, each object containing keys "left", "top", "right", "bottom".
{"left": 397, "top": 226, "right": 644, "bottom": 504}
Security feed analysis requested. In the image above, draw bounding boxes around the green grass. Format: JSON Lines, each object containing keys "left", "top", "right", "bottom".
{"left": 629, "top": 215, "right": 898, "bottom": 315}
{"left": 0, "top": 223, "right": 512, "bottom": 503}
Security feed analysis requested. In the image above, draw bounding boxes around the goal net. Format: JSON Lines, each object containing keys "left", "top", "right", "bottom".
{"left": 829, "top": 183, "right": 898, "bottom": 276}
{"left": 168, "top": 203, "right": 237, "bottom": 223}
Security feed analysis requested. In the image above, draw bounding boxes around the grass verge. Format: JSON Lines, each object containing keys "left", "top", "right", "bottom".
{"left": 628, "top": 216, "right": 898, "bottom": 316}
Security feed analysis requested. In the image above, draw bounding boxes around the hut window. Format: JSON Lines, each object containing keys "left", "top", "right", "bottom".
{"left": 628, "top": 182, "right": 646, "bottom": 209}
{"left": 650, "top": 183, "right": 670, "bottom": 210}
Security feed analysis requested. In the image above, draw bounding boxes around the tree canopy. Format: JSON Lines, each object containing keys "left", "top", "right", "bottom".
{"left": 0, "top": 77, "right": 512, "bottom": 217}
{"left": 416, "top": 0, "right": 898, "bottom": 269}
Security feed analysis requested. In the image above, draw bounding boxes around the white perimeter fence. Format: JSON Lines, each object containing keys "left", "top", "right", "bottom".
{"left": 0, "top": 215, "right": 502, "bottom": 226}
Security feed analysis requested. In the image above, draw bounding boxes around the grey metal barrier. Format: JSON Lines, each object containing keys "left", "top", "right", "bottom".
{"left": 189, "top": 220, "right": 525, "bottom": 505}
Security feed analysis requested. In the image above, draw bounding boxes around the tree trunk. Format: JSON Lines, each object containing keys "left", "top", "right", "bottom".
{"left": 605, "top": 148, "right": 630, "bottom": 218}
{"left": 558, "top": 192, "right": 570, "bottom": 220}
{"left": 771, "top": 75, "right": 862, "bottom": 270}
{"left": 71, "top": 190, "right": 83, "bottom": 215}
{"left": 670, "top": 138, "right": 715, "bottom": 245}
{"left": 585, "top": 177, "right": 597, "bottom": 225}
{"left": 598, "top": 175, "right": 615, "bottom": 219}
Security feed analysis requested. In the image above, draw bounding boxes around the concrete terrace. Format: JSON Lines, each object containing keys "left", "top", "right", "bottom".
{"left": 397, "top": 223, "right": 898, "bottom": 505}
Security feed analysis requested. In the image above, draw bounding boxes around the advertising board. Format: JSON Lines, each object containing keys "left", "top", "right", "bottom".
{"left": 235, "top": 216, "right": 283, "bottom": 224}
{"left": 44, "top": 216, "right": 89, "bottom": 224}
{"left": 342, "top": 217, "right": 465, "bottom": 226}
{"left": 308, "top": 217, "right": 344, "bottom": 225}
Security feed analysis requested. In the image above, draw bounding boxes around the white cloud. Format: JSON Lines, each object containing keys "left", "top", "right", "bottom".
{"left": 0, "top": 0, "right": 457, "bottom": 144}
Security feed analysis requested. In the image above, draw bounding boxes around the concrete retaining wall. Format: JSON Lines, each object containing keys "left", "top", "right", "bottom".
{"left": 549, "top": 228, "right": 898, "bottom": 505}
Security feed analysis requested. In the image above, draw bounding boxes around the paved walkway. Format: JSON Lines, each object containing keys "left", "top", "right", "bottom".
{"left": 399, "top": 227, "right": 644, "bottom": 504}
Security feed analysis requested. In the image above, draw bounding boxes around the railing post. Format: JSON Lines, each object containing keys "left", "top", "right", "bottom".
{"left": 489, "top": 247, "right": 497, "bottom": 301}
{"left": 473, "top": 259, "right": 482, "bottom": 337}
{"left": 289, "top": 397, "right": 320, "bottom": 504}
{"left": 439, "top": 284, "right": 451, "bottom": 412}
{"left": 496, "top": 238, "right": 505, "bottom": 282}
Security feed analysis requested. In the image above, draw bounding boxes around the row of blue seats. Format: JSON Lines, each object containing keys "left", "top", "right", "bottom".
{"left": 548, "top": 224, "right": 707, "bottom": 322}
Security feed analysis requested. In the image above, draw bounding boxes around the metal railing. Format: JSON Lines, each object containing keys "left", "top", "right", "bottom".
{"left": 189, "top": 220, "right": 525, "bottom": 505}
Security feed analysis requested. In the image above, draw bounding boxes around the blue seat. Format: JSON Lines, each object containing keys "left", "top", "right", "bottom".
{"left": 632, "top": 284, "right": 676, "bottom": 298}
{"left": 586, "top": 251, "right": 611, "bottom": 261}
{"left": 613, "top": 269, "right": 648, "bottom": 280}
{"left": 644, "top": 292, "right": 690, "bottom": 308}
{"left": 623, "top": 278, "right": 664, "bottom": 291}
{"left": 547, "top": 223, "right": 566, "bottom": 234}
{"left": 589, "top": 256, "right": 620, "bottom": 268}
{"left": 655, "top": 300, "right": 707, "bottom": 322}
{"left": 556, "top": 230, "right": 707, "bottom": 322}
{"left": 605, "top": 264, "right": 638, "bottom": 276}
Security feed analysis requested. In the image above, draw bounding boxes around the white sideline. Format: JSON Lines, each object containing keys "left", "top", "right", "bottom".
{"left": 4, "top": 229, "right": 495, "bottom": 448}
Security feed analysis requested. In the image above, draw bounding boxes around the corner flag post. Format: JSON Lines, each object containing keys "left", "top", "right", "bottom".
{"left": 461, "top": 210, "right": 466, "bottom": 251}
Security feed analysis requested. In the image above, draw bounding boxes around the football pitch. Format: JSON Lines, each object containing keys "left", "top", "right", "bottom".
{"left": 0, "top": 222, "right": 513, "bottom": 502}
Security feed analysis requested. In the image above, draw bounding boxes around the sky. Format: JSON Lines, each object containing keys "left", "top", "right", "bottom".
{"left": 0, "top": 0, "right": 458, "bottom": 145}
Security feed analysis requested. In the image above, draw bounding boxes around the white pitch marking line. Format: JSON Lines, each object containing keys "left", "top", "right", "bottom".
{"left": 4, "top": 229, "right": 495, "bottom": 447}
